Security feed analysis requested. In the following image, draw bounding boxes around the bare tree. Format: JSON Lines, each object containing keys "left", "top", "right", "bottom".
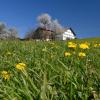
{"left": 25, "top": 13, "right": 65, "bottom": 39}
{"left": 0, "top": 22, "right": 19, "bottom": 39}
{"left": 25, "top": 28, "right": 36, "bottom": 39}
{"left": 9, "top": 28, "right": 18, "bottom": 39}
{"left": 37, "top": 13, "right": 64, "bottom": 33}
{"left": 52, "top": 19, "right": 64, "bottom": 34}
{"left": 0, "top": 22, "right": 6, "bottom": 31}
{"left": 37, "top": 13, "right": 52, "bottom": 30}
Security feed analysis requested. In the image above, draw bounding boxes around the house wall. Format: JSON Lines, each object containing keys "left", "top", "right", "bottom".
{"left": 63, "top": 29, "right": 75, "bottom": 40}
{"left": 33, "top": 28, "right": 54, "bottom": 40}
{"left": 55, "top": 29, "right": 76, "bottom": 40}
{"left": 55, "top": 34, "right": 63, "bottom": 40}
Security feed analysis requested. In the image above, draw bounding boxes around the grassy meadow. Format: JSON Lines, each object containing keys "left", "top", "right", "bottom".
{"left": 0, "top": 38, "right": 100, "bottom": 100}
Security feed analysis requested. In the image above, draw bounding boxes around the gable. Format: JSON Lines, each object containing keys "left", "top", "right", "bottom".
{"left": 69, "top": 28, "right": 76, "bottom": 36}
{"left": 63, "top": 28, "right": 76, "bottom": 36}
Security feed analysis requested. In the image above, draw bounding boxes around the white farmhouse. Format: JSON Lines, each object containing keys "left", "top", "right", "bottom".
{"left": 55, "top": 28, "right": 76, "bottom": 40}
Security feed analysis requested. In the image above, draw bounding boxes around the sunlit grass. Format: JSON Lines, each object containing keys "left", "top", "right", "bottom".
{"left": 0, "top": 38, "right": 100, "bottom": 100}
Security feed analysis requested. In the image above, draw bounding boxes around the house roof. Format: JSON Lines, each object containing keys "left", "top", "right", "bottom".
{"left": 68, "top": 28, "right": 76, "bottom": 36}
{"left": 65, "top": 27, "right": 76, "bottom": 36}
{"left": 37, "top": 27, "right": 54, "bottom": 32}
{"left": 36, "top": 27, "right": 76, "bottom": 36}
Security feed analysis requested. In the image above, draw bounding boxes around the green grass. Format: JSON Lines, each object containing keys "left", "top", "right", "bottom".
{"left": 0, "top": 38, "right": 100, "bottom": 100}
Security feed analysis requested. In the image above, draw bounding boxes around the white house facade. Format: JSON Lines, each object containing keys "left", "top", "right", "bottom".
{"left": 55, "top": 28, "right": 76, "bottom": 40}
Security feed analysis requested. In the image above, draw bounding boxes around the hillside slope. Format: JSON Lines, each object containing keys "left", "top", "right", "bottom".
{"left": 0, "top": 38, "right": 100, "bottom": 99}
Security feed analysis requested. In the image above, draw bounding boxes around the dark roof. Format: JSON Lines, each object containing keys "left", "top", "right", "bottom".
{"left": 37, "top": 27, "right": 54, "bottom": 32}
{"left": 68, "top": 28, "right": 76, "bottom": 36}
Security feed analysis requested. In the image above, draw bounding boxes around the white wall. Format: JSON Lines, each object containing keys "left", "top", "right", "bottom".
{"left": 63, "top": 29, "right": 75, "bottom": 40}
{"left": 55, "top": 29, "right": 76, "bottom": 40}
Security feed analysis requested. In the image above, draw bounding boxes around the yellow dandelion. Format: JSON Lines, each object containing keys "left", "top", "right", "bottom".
{"left": 68, "top": 42, "right": 73, "bottom": 45}
{"left": 78, "top": 52, "right": 86, "bottom": 58}
{"left": 94, "top": 44, "right": 98, "bottom": 47}
{"left": 1, "top": 71, "right": 10, "bottom": 80}
{"left": 79, "top": 43, "right": 89, "bottom": 49}
{"left": 68, "top": 42, "right": 77, "bottom": 49}
{"left": 64, "top": 52, "right": 71, "bottom": 57}
{"left": 16, "top": 63, "right": 26, "bottom": 71}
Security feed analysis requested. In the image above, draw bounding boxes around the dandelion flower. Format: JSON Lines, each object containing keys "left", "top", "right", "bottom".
{"left": 1, "top": 71, "right": 10, "bottom": 80}
{"left": 68, "top": 42, "right": 73, "bottom": 45}
{"left": 64, "top": 52, "right": 71, "bottom": 57}
{"left": 94, "top": 44, "right": 98, "bottom": 47}
{"left": 68, "top": 42, "right": 77, "bottom": 49}
{"left": 16, "top": 63, "right": 26, "bottom": 71}
{"left": 78, "top": 52, "right": 86, "bottom": 58}
{"left": 79, "top": 43, "right": 89, "bottom": 49}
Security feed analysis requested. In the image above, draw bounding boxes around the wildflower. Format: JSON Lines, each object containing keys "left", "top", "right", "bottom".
{"left": 1, "top": 71, "right": 10, "bottom": 80}
{"left": 68, "top": 42, "right": 73, "bottom": 45}
{"left": 94, "top": 44, "right": 98, "bottom": 47}
{"left": 16, "top": 63, "right": 26, "bottom": 71}
{"left": 79, "top": 43, "right": 89, "bottom": 49}
{"left": 78, "top": 52, "right": 86, "bottom": 58}
{"left": 68, "top": 42, "right": 77, "bottom": 49}
{"left": 64, "top": 52, "right": 71, "bottom": 57}
{"left": 94, "top": 43, "right": 100, "bottom": 47}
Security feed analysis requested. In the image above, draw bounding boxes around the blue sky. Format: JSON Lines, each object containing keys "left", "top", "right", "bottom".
{"left": 0, "top": 0, "right": 100, "bottom": 38}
